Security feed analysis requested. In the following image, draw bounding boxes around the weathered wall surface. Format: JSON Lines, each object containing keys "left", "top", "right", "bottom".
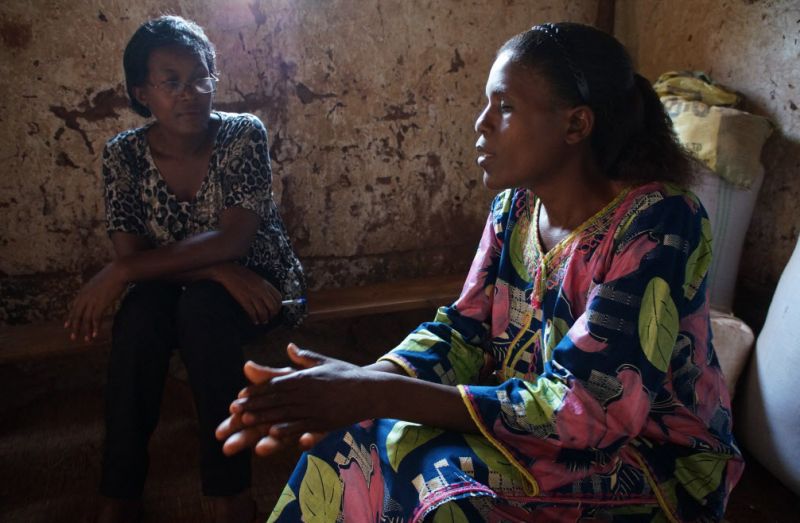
{"left": 615, "top": 0, "right": 800, "bottom": 327}
{"left": 0, "top": 1, "right": 600, "bottom": 324}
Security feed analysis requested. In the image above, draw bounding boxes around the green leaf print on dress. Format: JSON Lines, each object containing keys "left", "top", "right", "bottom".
{"left": 431, "top": 499, "right": 470, "bottom": 522}
{"left": 464, "top": 434, "right": 525, "bottom": 483}
{"left": 386, "top": 421, "right": 443, "bottom": 472}
{"left": 397, "top": 329, "right": 441, "bottom": 352}
{"left": 638, "top": 277, "right": 679, "bottom": 373}
{"left": 684, "top": 217, "right": 712, "bottom": 300}
{"left": 298, "top": 455, "right": 343, "bottom": 523}
{"left": 509, "top": 220, "right": 534, "bottom": 283}
{"left": 520, "top": 379, "right": 568, "bottom": 427}
{"left": 447, "top": 336, "right": 485, "bottom": 384}
{"left": 674, "top": 452, "right": 731, "bottom": 502}
{"left": 544, "top": 316, "right": 570, "bottom": 362}
{"left": 267, "top": 485, "right": 296, "bottom": 523}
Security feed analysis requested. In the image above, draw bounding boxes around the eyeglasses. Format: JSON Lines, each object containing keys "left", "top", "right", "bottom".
{"left": 533, "top": 23, "right": 590, "bottom": 104}
{"left": 148, "top": 76, "right": 218, "bottom": 96}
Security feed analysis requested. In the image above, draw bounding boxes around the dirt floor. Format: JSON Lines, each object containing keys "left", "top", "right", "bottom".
{"left": 0, "top": 310, "right": 432, "bottom": 523}
{"left": 1, "top": 308, "right": 797, "bottom": 522}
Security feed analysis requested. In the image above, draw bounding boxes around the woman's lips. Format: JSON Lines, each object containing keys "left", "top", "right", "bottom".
{"left": 476, "top": 150, "right": 494, "bottom": 167}
{"left": 178, "top": 108, "right": 205, "bottom": 117}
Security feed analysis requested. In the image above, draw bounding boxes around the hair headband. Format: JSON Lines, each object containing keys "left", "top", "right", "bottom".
{"left": 532, "top": 23, "right": 591, "bottom": 104}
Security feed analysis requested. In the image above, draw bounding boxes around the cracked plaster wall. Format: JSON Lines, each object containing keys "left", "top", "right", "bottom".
{"left": 615, "top": 0, "right": 800, "bottom": 327}
{"left": 0, "top": 0, "right": 600, "bottom": 324}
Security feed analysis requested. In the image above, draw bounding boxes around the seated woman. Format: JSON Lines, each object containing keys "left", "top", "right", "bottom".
{"left": 217, "top": 23, "right": 742, "bottom": 522}
{"left": 64, "top": 15, "right": 306, "bottom": 523}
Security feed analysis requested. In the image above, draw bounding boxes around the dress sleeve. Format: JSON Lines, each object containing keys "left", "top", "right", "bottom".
{"left": 221, "top": 114, "right": 273, "bottom": 219}
{"left": 459, "top": 192, "right": 712, "bottom": 488}
{"left": 103, "top": 138, "right": 148, "bottom": 237}
{"left": 378, "top": 192, "right": 509, "bottom": 385}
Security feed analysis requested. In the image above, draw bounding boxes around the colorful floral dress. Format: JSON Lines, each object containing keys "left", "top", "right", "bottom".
{"left": 269, "top": 182, "right": 743, "bottom": 522}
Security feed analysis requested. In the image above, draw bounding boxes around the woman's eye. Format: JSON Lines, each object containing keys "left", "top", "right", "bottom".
{"left": 499, "top": 101, "right": 512, "bottom": 113}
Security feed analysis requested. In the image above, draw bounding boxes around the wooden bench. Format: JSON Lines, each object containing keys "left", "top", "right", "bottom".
{"left": 0, "top": 274, "right": 464, "bottom": 364}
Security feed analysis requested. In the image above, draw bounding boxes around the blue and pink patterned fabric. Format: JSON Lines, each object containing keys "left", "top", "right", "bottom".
{"left": 268, "top": 182, "right": 743, "bottom": 522}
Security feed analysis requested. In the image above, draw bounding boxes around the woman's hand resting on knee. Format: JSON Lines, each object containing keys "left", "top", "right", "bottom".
{"left": 65, "top": 262, "right": 127, "bottom": 342}
{"left": 211, "top": 263, "right": 282, "bottom": 325}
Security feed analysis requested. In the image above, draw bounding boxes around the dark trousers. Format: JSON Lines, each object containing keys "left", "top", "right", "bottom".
{"left": 100, "top": 280, "right": 267, "bottom": 498}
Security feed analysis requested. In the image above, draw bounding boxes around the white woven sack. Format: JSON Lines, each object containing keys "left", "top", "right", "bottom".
{"left": 691, "top": 162, "right": 764, "bottom": 312}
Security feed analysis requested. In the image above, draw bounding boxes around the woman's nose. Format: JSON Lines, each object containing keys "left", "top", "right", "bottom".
{"left": 177, "top": 82, "right": 199, "bottom": 99}
{"left": 475, "top": 105, "right": 490, "bottom": 134}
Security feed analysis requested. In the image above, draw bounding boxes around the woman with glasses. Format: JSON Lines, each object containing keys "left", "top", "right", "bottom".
{"left": 218, "top": 23, "right": 742, "bottom": 522}
{"left": 65, "top": 15, "right": 306, "bottom": 523}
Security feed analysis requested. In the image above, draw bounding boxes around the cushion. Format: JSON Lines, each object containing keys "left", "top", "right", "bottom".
{"left": 709, "top": 308, "right": 754, "bottom": 399}
{"left": 736, "top": 237, "right": 800, "bottom": 496}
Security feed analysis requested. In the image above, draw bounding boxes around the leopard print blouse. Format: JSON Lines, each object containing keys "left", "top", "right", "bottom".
{"left": 102, "top": 111, "right": 306, "bottom": 326}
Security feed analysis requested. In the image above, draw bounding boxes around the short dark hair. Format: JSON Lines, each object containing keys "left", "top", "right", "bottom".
{"left": 123, "top": 15, "right": 217, "bottom": 117}
{"left": 500, "top": 23, "right": 692, "bottom": 187}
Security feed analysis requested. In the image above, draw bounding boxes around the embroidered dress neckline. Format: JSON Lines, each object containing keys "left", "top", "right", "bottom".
{"left": 532, "top": 187, "right": 632, "bottom": 269}
{"left": 141, "top": 111, "right": 224, "bottom": 205}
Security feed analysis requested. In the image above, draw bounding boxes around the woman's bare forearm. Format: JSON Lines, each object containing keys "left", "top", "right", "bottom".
{"left": 109, "top": 207, "right": 259, "bottom": 283}
{"left": 163, "top": 263, "right": 227, "bottom": 283}
{"left": 109, "top": 234, "right": 234, "bottom": 284}
{"left": 364, "top": 359, "right": 409, "bottom": 376}
{"left": 365, "top": 371, "right": 479, "bottom": 434}
{"left": 114, "top": 231, "right": 241, "bottom": 282}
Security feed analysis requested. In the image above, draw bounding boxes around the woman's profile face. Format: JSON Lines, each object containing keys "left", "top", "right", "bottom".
{"left": 133, "top": 45, "right": 214, "bottom": 136}
{"left": 475, "top": 51, "right": 571, "bottom": 191}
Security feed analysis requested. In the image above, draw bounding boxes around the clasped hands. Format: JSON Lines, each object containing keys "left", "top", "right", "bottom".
{"left": 216, "top": 343, "right": 378, "bottom": 457}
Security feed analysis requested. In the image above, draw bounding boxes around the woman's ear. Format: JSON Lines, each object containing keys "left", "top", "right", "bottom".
{"left": 564, "top": 106, "right": 594, "bottom": 145}
{"left": 132, "top": 86, "right": 148, "bottom": 110}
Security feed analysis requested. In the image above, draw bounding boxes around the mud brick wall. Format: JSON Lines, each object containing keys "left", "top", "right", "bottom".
{"left": 0, "top": 1, "right": 601, "bottom": 324}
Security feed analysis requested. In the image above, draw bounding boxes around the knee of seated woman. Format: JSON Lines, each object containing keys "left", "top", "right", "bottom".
{"left": 112, "top": 282, "right": 181, "bottom": 335}
{"left": 175, "top": 280, "right": 243, "bottom": 326}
